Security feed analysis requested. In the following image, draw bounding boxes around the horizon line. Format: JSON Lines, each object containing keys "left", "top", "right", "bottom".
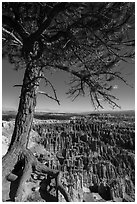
{"left": 2, "top": 107, "right": 135, "bottom": 114}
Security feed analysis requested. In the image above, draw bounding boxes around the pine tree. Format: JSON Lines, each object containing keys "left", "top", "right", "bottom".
{"left": 2, "top": 2, "right": 134, "bottom": 201}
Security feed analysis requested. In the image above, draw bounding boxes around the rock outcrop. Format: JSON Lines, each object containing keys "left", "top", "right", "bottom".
{"left": 2, "top": 112, "right": 135, "bottom": 202}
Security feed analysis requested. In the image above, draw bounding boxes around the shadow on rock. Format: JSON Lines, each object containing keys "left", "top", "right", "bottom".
{"left": 39, "top": 178, "right": 58, "bottom": 202}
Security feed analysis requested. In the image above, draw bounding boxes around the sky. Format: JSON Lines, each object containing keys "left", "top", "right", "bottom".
{"left": 2, "top": 58, "right": 135, "bottom": 113}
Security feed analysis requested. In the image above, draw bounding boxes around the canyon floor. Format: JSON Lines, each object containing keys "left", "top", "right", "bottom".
{"left": 2, "top": 110, "right": 135, "bottom": 202}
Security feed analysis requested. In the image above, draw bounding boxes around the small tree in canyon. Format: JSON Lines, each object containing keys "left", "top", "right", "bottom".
{"left": 2, "top": 2, "right": 134, "bottom": 201}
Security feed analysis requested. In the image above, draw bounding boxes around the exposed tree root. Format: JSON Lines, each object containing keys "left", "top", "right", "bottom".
{"left": 15, "top": 151, "right": 32, "bottom": 201}
{"left": 3, "top": 147, "right": 71, "bottom": 202}
{"left": 33, "top": 153, "right": 71, "bottom": 201}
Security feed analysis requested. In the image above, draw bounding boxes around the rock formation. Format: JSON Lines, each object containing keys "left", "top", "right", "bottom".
{"left": 2, "top": 112, "right": 135, "bottom": 201}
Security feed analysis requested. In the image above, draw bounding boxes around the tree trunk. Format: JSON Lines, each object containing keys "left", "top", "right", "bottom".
{"left": 2, "top": 60, "right": 41, "bottom": 201}
{"left": 2, "top": 60, "right": 71, "bottom": 202}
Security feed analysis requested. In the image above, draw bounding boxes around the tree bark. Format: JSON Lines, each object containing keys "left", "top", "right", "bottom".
{"left": 2, "top": 60, "right": 41, "bottom": 201}
{"left": 2, "top": 60, "right": 71, "bottom": 202}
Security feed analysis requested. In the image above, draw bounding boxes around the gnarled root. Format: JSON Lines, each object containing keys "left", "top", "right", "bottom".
{"left": 32, "top": 153, "right": 71, "bottom": 201}
{"left": 3, "top": 148, "right": 71, "bottom": 202}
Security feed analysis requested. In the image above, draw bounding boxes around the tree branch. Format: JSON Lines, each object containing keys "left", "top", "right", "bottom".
{"left": 27, "top": 74, "right": 60, "bottom": 105}
{"left": 2, "top": 15, "right": 28, "bottom": 39}
{"left": 42, "top": 31, "right": 68, "bottom": 43}
{"left": 2, "top": 27, "right": 23, "bottom": 46}
{"left": 13, "top": 85, "right": 23, "bottom": 87}
{"left": 103, "top": 71, "right": 133, "bottom": 88}
{"left": 51, "top": 64, "right": 83, "bottom": 79}
{"left": 48, "top": 63, "right": 123, "bottom": 109}
{"left": 32, "top": 3, "right": 68, "bottom": 39}
{"left": 38, "top": 91, "right": 60, "bottom": 105}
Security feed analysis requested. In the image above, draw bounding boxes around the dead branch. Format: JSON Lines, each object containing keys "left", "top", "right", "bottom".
{"left": 13, "top": 85, "right": 23, "bottom": 87}
{"left": 24, "top": 74, "right": 60, "bottom": 105}
{"left": 2, "top": 27, "right": 23, "bottom": 46}
{"left": 38, "top": 91, "right": 60, "bottom": 105}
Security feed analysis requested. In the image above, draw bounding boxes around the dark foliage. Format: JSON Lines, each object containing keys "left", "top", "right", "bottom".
{"left": 2, "top": 2, "right": 135, "bottom": 108}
